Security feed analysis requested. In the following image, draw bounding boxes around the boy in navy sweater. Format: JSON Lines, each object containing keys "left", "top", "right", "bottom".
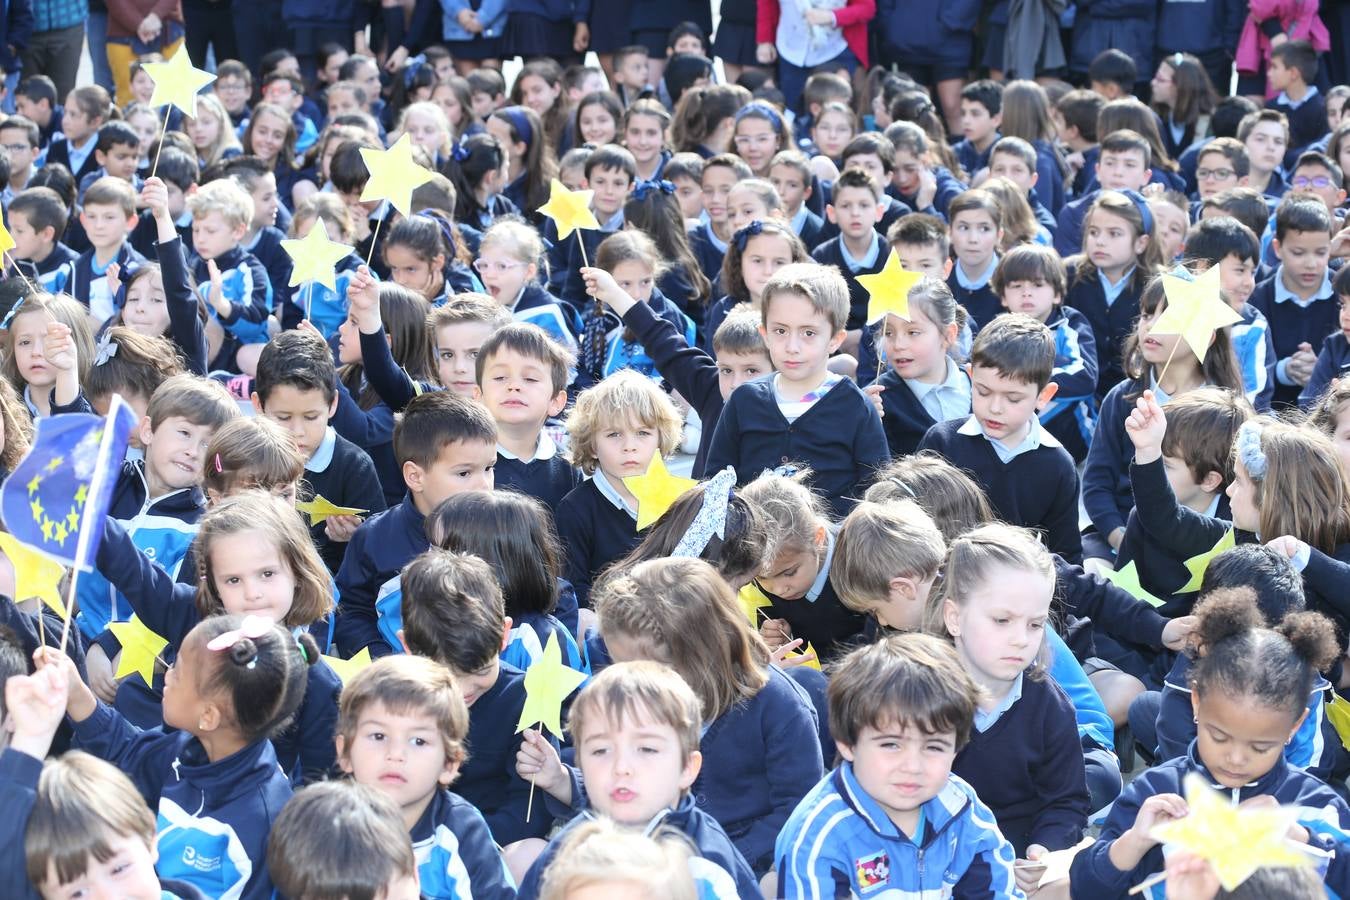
{"left": 1054, "top": 129, "right": 1152, "bottom": 257}
{"left": 557, "top": 144, "right": 637, "bottom": 305}
{"left": 253, "top": 330, "right": 387, "bottom": 574}
{"left": 7, "top": 186, "right": 78, "bottom": 293}
{"left": 69, "top": 177, "right": 145, "bottom": 324}
{"left": 476, "top": 323, "right": 582, "bottom": 515}
{"left": 1267, "top": 40, "right": 1326, "bottom": 166}
{"left": 770, "top": 150, "right": 826, "bottom": 251}
{"left": 75, "top": 122, "right": 143, "bottom": 204}
{"left": 953, "top": 79, "right": 1003, "bottom": 178}
{"left": 1249, "top": 194, "right": 1337, "bottom": 407}
{"left": 707, "top": 262, "right": 889, "bottom": 517}
{"left": 514, "top": 661, "right": 760, "bottom": 899}
{"left": 814, "top": 134, "right": 912, "bottom": 248}
{"left": 334, "top": 391, "right": 499, "bottom": 657}
{"left": 918, "top": 314, "right": 1083, "bottom": 562}
{"left": 689, "top": 154, "right": 750, "bottom": 287}
{"left": 399, "top": 549, "right": 549, "bottom": 845}
{"left": 336, "top": 656, "right": 517, "bottom": 899}
{"left": 45, "top": 85, "right": 110, "bottom": 186}
{"left": 1239, "top": 109, "right": 1291, "bottom": 200}
{"left": 811, "top": 168, "right": 893, "bottom": 356}
{"left": 989, "top": 137, "right": 1057, "bottom": 238}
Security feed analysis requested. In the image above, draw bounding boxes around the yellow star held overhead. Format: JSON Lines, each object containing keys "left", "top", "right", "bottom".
{"left": 1101, "top": 560, "right": 1164, "bottom": 608}
{"left": 0, "top": 532, "right": 65, "bottom": 618}
{"left": 737, "top": 583, "right": 774, "bottom": 625}
{"left": 295, "top": 494, "right": 368, "bottom": 526}
{"left": 321, "top": 647, "right": 373, "bottom": 685}
{"left": 1150, "top": 773, "right": 1311, "bottom": 891}
{"left": 1150, "top": 266, "right": 1243, "bottom": 364}
{"left": 516, "top": 632, "right": 587, "bottom": 737}
{"left": 108, "top": 618, "right": 169, "bottom": 687}
{"left": 281, "top": 218, "right": 353, "bottom": 292}
{"left": 141, "top": 49, "right": 216, "bottom": 119}
{"left": 360, "top": 134, "right": 435, "bottom": 217}
{"left": 624, "top": 453, "right": 697, "bottom": 531}
{"left": 1176, "top": 528, "right": 1237, "bottom": 593}
{"left": 537, "top": 178, "right": 599, "bottom": 240}
{"left": 857, "top": 253, "right": 925, "bottom": 326}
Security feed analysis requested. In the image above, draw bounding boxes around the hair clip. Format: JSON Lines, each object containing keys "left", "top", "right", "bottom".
{"left": 733, "top": 219, "right": 764, "bottom": 252}
{"left": 206, "top": 615, "right": 275, "bottom": 666}
{"left": 671, "top": 467, "right": 737, "bottom": 558}
{"left": 214, "top": 453, "right": 223, "bottom": 474}
{"left": 1117, "top": 189, "right": 1156, "bottom": 237}
{"left": 402, "top": 54, "right": 427, "bottom": 90}
{"left": 1235, "top": 421, "right": 1268, "bottom": 481}
{"left": 93, "top": 332, "right": 118, "bottom": 367}
{"left": 633, "top": 178, "right": 675, "bottom": 201}
{"left": 450, "top": 140, "right": 471, "bottom": 163}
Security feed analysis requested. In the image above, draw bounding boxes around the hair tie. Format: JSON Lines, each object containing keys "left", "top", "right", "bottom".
{"left": 498, "top": 106, "right": 534, "bottom": 147}
{"left": 295, "top": 635, "right": 310, "bottom": 663}
{"left": 735, "top": 100, "right": 783, "bottom": 133}
{"left": 402, "top": 54, "right": 427, "bottom": 90}
{"left": 671, "top": 467, "right": 738, "bottom": 558}
{"left": 214, "top": 453, "right": 223, "bottom": 473}
{"left": 93, "top": 331, "right": 118, "bottom": 367}
{"left": 1118, "top": 189, "right": 1155, "bottom": 238}
{"left": 1235, "top": 421, "right": 1268, "bottom": 481}
{"left": 450, "top": 140, "right": 470, "bottom": 163}
{"left": 733, "top": 219, "right": 764, "bottom": 252}
{"left": 633, "top": 178, "right": 675, "bottom": 201}
{"left": 206, "top": 615, "right": 275, "bottom": 664}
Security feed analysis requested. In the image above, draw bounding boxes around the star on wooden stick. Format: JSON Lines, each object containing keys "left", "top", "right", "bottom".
{"left": 537, "top": 178, "right": 600, "bottom": 240}
{"left": 295, "top": 494, "right": 368, "bottom": 526}
{"left": 0, "top": 531, "right": 64, "bottom": 617}
{"left": 281, "top": 218, "right": 353, "bottom": 292}
{"left": 1150, "top": 266, "right": 1243, "bottom": 364}
{"left": 141, "top": 50, "right": 216, "bottom": 118}
{"left": 624, "top": 453, "right": 697, "bottom": 531}
{"left": 516, "top": 632, "right": 587, "bottom": 737}
{"left": 360, "top": 134, "right": 435, "bottom": 217}
{"left": 108, "top": 618, "right": 168, "bottom": 687}
{"left": 857, "top": 253, "right": 924, "bottom": 325}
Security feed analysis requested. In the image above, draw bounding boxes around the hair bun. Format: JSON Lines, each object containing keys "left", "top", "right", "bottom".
{"left": 228, "top": 637, "right": 259, "bottom": 668}
{"left": 1277, "top": 611, "right": 1340, "bottom": 672}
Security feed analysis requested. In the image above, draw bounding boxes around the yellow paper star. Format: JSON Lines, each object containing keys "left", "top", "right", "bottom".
{"left": 1101, "top": 560, "right": 1164, "bottom": 608}
{"left": 321, "top": 647, "right": 373, "bottom": 685}
{"left": 141, "top": 49, "right": 216, "bottom": 119}
{"left": 537, "top": 178, "right": 599, "bottom": 240}
{"left": 623, "top": 453, "right": 697, "bottom": 531}
{"left": 857, "top": 253, "right": 925, "bottom": 326}
{"left": 295, "top": 494, "right": 368, "bottom": 526}
{"left": 1326, "top": 694, "right": 1350, "bottom": 750}
{"left": 1177, "top": 528, "right": 1237, "bottom": 593}
{"left": 360, "top": 134, "right": 436, "bottom": 217}
{"left": 108, "top": 618, "right": 168, "bottom": 687}
{"left": 737, "top": 583, "right": 775, "bottom": 625}
{"left": 1150, "top": 773, "right": 1310, "bottom": 892}
{"left": 785, "top": 640, "right": 822, "bottom": 671}
{"left": 281, "top": 218, "right": 353, "bottom": 292}
{"left": 516, "top": 632, "right": 587, "bottom": 737}
{"left": 0, "top": 219, "right": 15, "bottom": 256}
{"left": 1150, "top": 266, "right": 1243, "bottom": 364}
{"left": 0, "top": 532, "right": 65, "bottom": 618}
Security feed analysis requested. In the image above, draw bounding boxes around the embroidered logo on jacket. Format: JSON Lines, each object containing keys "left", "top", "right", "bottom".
{"left": 854, "top": 849, "right": 890, "bottom": 891}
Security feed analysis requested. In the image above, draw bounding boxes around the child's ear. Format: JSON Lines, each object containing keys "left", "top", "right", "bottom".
{"left": 834, "top": 740, "right": 856, "bottom": 763}
{"left": 547, "top": 389, "right": 567, "bottom": 417}
{"left": 1133, "top": 232, "right": 1151, "bottom": 258}
{"left": 94, "top": 149, "right": 107, "bottom": 167}
{"left": 991, "top": 112, "right": 1003, "bottom": 129}
{"left": 500, "top": 617, "right": 513, "bottom": 652}
{"left": 1028, "top": 171, "right": 1039, "bottom": 188}
{"left": 681, "top": 750, "right": 703, "bottom": 790}
{"left": 1200, "top": 470, "right": 1225, "bottom": 495}
{"left": 231, "top": 222, "right": 248, "bottom": 241}
{"left": 328, "top": 394, "right": 339, "bottom": 417}
{"left": 1035, "top": 382, "right": 1059, "bottom": 411}
{"left": 396, "top": 629, "right": 412, "bottom": 655}
{"left": 249, "top": 391, "right": 265, "bottom": 415}
{"left": 942, "top": 597, "right": 962, "bottom": 637}
{"left": 941, "top": 258, "right": 953, "bottom": 278}
{"left": 825, "top": 204, "right": 838, "bottom": 225}
{"left": 198, "top": 701, "right": 223, "bottom": 734}
{"left": 888, "top": 574, "right": 915, "bottom": 602}
{"left": 402, "top": 460, "right": 425, "bottom": 494}
{"left": 827, "top": 328, "right": 846, "bottom": 354}
{"left": 335, "top": 734, "right": 353, "bottom": 772}
{"left": 137, "top": 414, "right": 155, "bottom": 447}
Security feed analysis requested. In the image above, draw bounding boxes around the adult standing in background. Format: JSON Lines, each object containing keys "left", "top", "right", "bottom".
{"left": 21, "top": 0, "right": 82, "bottom": 101}
{"left": 182, "top": 0, "right": 237, "bottom": 74}
{"left": 232, "top": 0, "right": 287, "bottom": 73}
{"left": 0, "top": 0, "right": 33, "bottom": 112}
{"left": 105, "top": 0, "right": 185, "bottom": 105}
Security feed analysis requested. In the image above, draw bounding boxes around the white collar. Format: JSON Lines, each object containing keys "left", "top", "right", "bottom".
{"left": 306, "top": 427, "right": 339, "bottom": 473}
{"left": 498, "top": 432, "right": 558, "bottom": 462}
{"left": 592, "top": 469, "right": 638, "bottom": 520}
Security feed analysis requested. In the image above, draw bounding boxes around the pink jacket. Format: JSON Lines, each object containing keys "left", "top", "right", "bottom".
{"left": 1236, "top": 0, "right": 1329, "bottom": 92}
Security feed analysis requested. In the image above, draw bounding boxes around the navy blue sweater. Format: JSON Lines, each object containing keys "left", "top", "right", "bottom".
{"left": 875, "top": 366, "right": 972, "bottom": 457}
{"left": 554, "top": 477, "right": 640, "bottom": 607}
{"left": 157, "top": 236, "right": 209, "bottom": 375}
{"left": 951, "top": 673, "right": 1090, "bottom": 855}
{"left": 888, "top": 165, "right": 968, "bottom": 221}
{"left": 1300, "top": 330, "right": 1350, "bottom": 408}
{"left": 496, "top": 444, "right": 583, "bottom": 517}
{"left": 334, "top": 499, "right": 429, "bottom": 656}
{"left": 707, "top": 375, "right": 890, "bottom": 517}
{"left": 330, "top": 376, "right": 400, "bottom": 506}
{"left": 946, "top": 263, "right": 1002, "bottom": 334}
{"left": 1249, "top": 271, "right": 1339, "bottom": 408}
{"left": 1070, "top": 744, "right": 1350, "bottom": 898}
{"left": 812, "top": 194, "right": 911, "bottom": 248}
{"left": 918, "top": 418, "right": 1083, "bottom": 562}
{"left": 810, "top": 236, "right": 890, "bottom": 332}
{"left": 68, "top": 241, "right": 146, "bottom": 323}
{"left": 689, "top": 220, "right": 728, "bottom": 288}
{"left": 1082, "top": 377, "right": 1145, "bottom": 542}
{"left": 304, "top": 431, "right": 388, "bottom": 574}
{"left": 410, "top": 788, "right": 516, "bottom": 899}
{"left": 1064, "top": 262, "right": 1144, "bottom": 398}
{"left": 755, "top": 571, "right": 868, "bottom": 663}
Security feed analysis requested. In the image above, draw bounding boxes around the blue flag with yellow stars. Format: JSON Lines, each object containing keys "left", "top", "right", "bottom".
{"left": 0, "top": 395, "right": 137, "bottom": 568}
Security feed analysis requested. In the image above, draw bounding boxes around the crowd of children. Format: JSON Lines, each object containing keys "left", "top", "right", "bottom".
{"left": 9, "top": 5, "right": 1350, "bottom": 899}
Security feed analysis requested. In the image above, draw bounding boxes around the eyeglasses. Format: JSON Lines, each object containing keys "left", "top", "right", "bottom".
{"left": 216, "top": 81, "right": 248, "bottom": 94}
{"left": 1292, "top": 175, "right": 1334, "bottom": 189}
{"left": 734, "top": 134, "right": 776, "bottom": 148}
{"left": 472, "top": 258, "right": 527, "bottom": 275}
{"left": 1197, "top": 168, "right": 1236, "bottom": 181}
{"left": 2, "top": 143, "right": 30, "bottom": 154}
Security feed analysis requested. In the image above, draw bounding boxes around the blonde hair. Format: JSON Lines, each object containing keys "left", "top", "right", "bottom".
{"left": 292, "top": 192, "right": 355, "bottom": 244}
{"left": 981, "top": 175, "right": 1039, "bottom": 250}
{"left": 567, "top": 660, "right": 703, "bottom": 762}
{"left": 728, "top": 178, "right": 783, "bottom": 216}
{"left": 338, "top": 655, "right": 469, "bottom": 767}
{"left": 1246, "top": 418, "right": 1350, "bottom": 553}
{"left": 738, "top": 467, "right": 829, "bottom": 554}
{"left": 594, "top": 558, "right": 770, "bottom": 720}
{"left": 0, "top": 377, "right": 31, "bottom": 469}
{"left": 190, "top": 93, "right": 243, "bottom": 167}
{"left": 924, "top": 523, "right": 1055, "bottom": 641}
{"left": 832, "top": 499, "right": 946, "bottom": 612}
{"left": 186, "top": 177, "right": 254, "bottom": 229}
{"left": 538, "top": 818, "right": 697, "bottom": 900}
{"left": 566, "top": 369, "right": 683, "bottom": 474}
{"left": 480, "top": 217, "right": 544, "bottom": 268}
{"left": 398, "top": 100, "right": 452, "bottom": 157}
{"left": 2, "top": 293, "right": 95, "bottom": 390}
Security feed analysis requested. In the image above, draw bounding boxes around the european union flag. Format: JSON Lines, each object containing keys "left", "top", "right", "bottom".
{"left": 0, "top": 395, "right": 137, "bottom": 568}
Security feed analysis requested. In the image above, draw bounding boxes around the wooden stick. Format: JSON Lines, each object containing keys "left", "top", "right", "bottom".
{"left": 1153, "top": 337, "right": 1182, "bottom": 396}
{"left": 304, "top": 280, "right": 314, "bottom": 322}
{"left": 149, "top": 106, "right": 171, "bottom": 179}
{"left": 56, "top": 565, "right": 80, "bottom": 656}
{"left": 364, "top": 216, "right": 384, "bottom": 269}
{"left": 524, "top": 725, "right": 542, "bottom": 822}
{"left": 576, "top": 230, "right": 589, "bottom": 268}
{"left": 1127, "top": 871, "right": 1166, "bottom": 896}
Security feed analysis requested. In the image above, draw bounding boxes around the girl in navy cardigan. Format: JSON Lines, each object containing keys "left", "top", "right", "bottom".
{"left": 933, "top": 524, "right": 1091, "bottom": 874}
{"left": 443, "top": 133, "right": 519, "bottom": 234}
{"left": 703, "top": 219, "right": 808, "bottom": 352}
{"left": 946, "top": 188, "right": 1004, "bottom": 332}
{"left": 487, "top": 106, "right": 557, "bottom": 225}
{"left": 58, "top": 615, "right": 318, "bottom": 900}
{"left": 592, "top": 557, "right": 824, "bottom": 875}
{"left": 1070, "top": 592, "right": 1350, "bottom": 898}
{"left": 381, "top": 211, "right": 483, "bottom": 307}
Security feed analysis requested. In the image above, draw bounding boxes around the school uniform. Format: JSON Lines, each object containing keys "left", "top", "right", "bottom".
{"left": 790, "top": 203, "right": 826, "bottom": 251}
{"left": 1070, "top": 744, "right": 1350, "bottom": 899}
{"left": 1029, "top": 188, "right": 1058, "bottom": 238}
{"left": 876, "top": 356, "right": 972, "bottom": 457}
{"left": 887, "top": 165, "right": 968, "bottom": 221}
{"left": 1250, "top": 266, "right": 1339, "bottom": 407}
{"left": 1269, "top": 87, "right": 1327, "bottom": 166}
{"left": 517, "top": 797, "right": 758, "bottom": 900}
{"left": 1040, "top": 304, "right": 1100, "bottom": 462}
{"left": 689, "top": 218, "right": 729, "bottom": 288}
{"left": 578, "top": 286, "right": 687, "bottom": 387}
{"left": 1301, "top": 329, "right": 1350, "bottom": 407}
{"left": 496, "top": 431, "right": 583, "bottom": 516}
{"left": 1082, "top": 377, "right": 1146, "bottom": 551}
{"left": 68, "top": 240, "right": 146, "bottom": 324}
{"left": 410, "top": 788, "right": 517, "bottom": 900}
{"left": 951, "top": 672, "right": 1090, "bottom": 855}
{"left": 953, "top": 136, "right": 998, "bottom": 178}
{"left": 707, "top": 374, "right": 891, "bottom": 517}
{"left": 700, "top": 293, "right": 744, "bottom": 354}
{"left": 1260, "top": 169, "right": 1289, "bottom": 201}
{"left": 355, "top": 329, "right": 440, "bottom": 416}
{"left": 1233, "top": 300, "right": 1276, "bottom": 411}
{"left": 285, "top": 253, "right": 361, "bottom": 338}
{"left": 947, "top": 254, "right": 1002, "bottom": 333}
{"left": 44, "top": 131, "right": 101, "bottom": 183}
{"left": 1052, "top": 553, "right": 1171, "bottom": 668}
{"left": 191, "top": 245, "right": 273, "bottom": 371}
{"left": 776, "top": 761, "right": 1022, "bottom": 899}
{"left": 811, "top": 230, "right": 889, "bottom": 332}
{"left": 510, "top": 282, "right": 583, "bottom": 355}
{"left": 919, "top": 415, "right": 1083, "bottom": 562}
{"left": 76, "top": 167, "right": 144, "bottom": 205}
{"left": 330, "top": 376, "right": 400, "bottom": 507}
{"left": 334, "top": 498, "right": 429, "bottom": 656}
{"left": 74, "top": 459, "right": 205, "bottom": 640}
{"left": 70, "top": 702, "right": 291, "bottom": 900}
{"left": 156, "top": 235, "right": 209, "bottom": 375}
{"left": 555, "top": 474, "right": 641, "bottom": 607}
{"left": 754, "top": 527, "right": 867, "bottom": 662}
{"left": 15, "top": 240, "right": 78, "bottom": 294}
{"left": 303, "top": 426, "right": 388, "bottom": 574}
{"left": 91, "top": 520, "right": 343, "bottom": 786}
{"left": 1064, "top": 261, "right": 1143, "bottom": 398}
{"left": 558, "top": 225, "right": 613, "bottom": 307}
{"left": 243, "top": 224, "right": 292, "bottom": 313}
{"left": 812, "top": 193, "right": 911, "bottom": 247}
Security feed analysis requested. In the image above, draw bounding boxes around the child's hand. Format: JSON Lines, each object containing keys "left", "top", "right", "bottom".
{"left": 4, "top": 663, "right": 67, "bottom": 758}
{"left": 516, "top": 727, "right": 572, "bottom": 804}
{"left": 1163, "top": 851, "right": 1220, "bottom": 900}
{"left": 915, "top": 167, "right": 938, "bottom": 212}
{"left": 1287, "top": 343, "right": 1317, "bottom": 386}
{"left": 84, "top": 642, "right": 120, "bottom": 704}
{"left": 324, "top": 514, "right": 362, "bottom": 543}
{"left": 33, "top": 646, "right": 96, "bottom": 722}
{"left": 756, "top": 42, "right": 777, "bottom": 64}
{"left": 1123, "top": 390, "right": 1167, "bottom": 463}
{"left": 770, "top": 637, "right": 817, "bottom": 669}
{"left": 140, "top": 176, "right": 170, "bottom": 221}
{"left": 105, "top": 261, "right": 122, "bottom": 299}
{"left": 579, "top": 266, "right": 637, "bottom": 317}
{"left": 347, "top": 265, "right": 383, "bottom": 332}
{"left": 1064, "top": 151, "right": 1085, "bottom": 174}
{"left": 863, "top": 382, "right": 885, "bottom": 419}
{"left": 804, "top": 7, "right": 835, "bottom": 25}
{"left": 206, "top": 259, "right": 230, "bottom": 317}
{"left": 1161, "top": 615, "right": 1197, "bottom": 652}
{"left": 1265, "top": 534, "right": 1309, "bottom": 563}
{"left": 759, "top": 617, "right": 792, "bottom": 650}
{"left": 1125, "top": 793, "right": 1188, "bottom": 848}
{"left": 1014, "top": 844, "right": 1048, "bottom": 895}
{"left": 42, "top": 322, "right": 76, "bottom": 372}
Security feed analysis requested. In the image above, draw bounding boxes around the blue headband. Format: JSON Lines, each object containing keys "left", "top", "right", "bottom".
{"left": 403, "top": 54, "right": 427, "bottom": 90}
{"left": 633, "top": 179, "right": 675, "bottom": 201}
{"left": 1117, "top": 189, "right": 1155, "bottom": 237}
{"left": 498, "top": 106, "right": 533, "bottom": 147}
{"left": 734, "top": 101, "right": 783, "bottom": 133}
{"left": 413, "top": 211, "right": 459, "bottom": 256}
{"left": 449, "top": 140, "right": 470, "bottom": 163}
{"left": 733, "top": 219, "right": 764, "bottom": 251}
